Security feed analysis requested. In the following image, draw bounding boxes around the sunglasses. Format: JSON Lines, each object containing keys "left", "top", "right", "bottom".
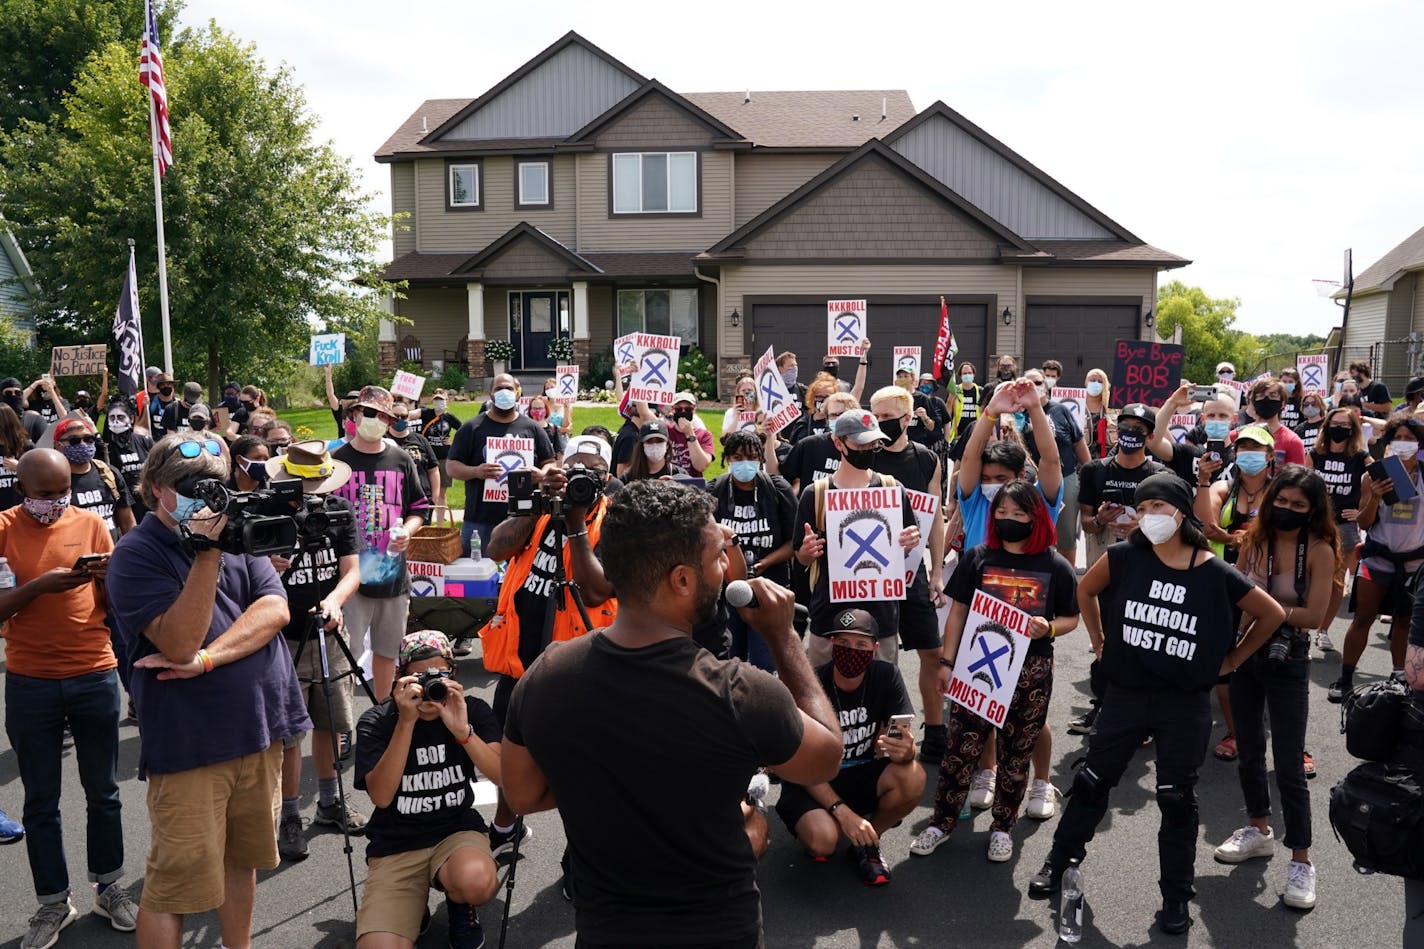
{"left": 60, "top": 434, "right": 97, "bottom": 445}
{"left": 173, "top": 438, "right": 224, "bottom": 459}
{"left": 267, "top": 442, "right": 290, "bottom": 454}
{"left": 361, "top": 407, "right": 392, "bottom": 420}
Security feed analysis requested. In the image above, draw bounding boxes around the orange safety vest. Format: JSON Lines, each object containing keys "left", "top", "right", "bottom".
{"left": 478, "top": 504, "right": 617, "bottom": 678}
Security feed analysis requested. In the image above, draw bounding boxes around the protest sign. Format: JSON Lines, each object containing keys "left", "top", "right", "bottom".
{"left": 51, "top": 344, "right": 107, "bottom": 376}
{"left": 753, "top": 346, "right": 801, "bottom": 435}
{"left": 948, "top": 589, "right": 1033, "bottom": 728}
{"left": 407, "top": 560, "right": 446, "bottom": 597}
{"left": 626, "top": 333, "right": 681, "bottom": 404}
{"left": 825, "top": 484, "right": 906, "bottom": 603}
{"left": 902, "top": 488, "right": 939, "bottom": 586}
{"left": 1169, "top": 413, "right": 1196, "bottom": 444}
{"left": 309, "top": 333, "right": 345, "bottom": 366}
{"left": 893, "top": 346, "right": 921, "bottom": 379}
{"left": 613, "top": 333, "right": 639, "bottom": 372}
{"left": 736, "top": 411, "right": 758, "bottom": 433}
{"left": 482, "top": 436, "right": 535, "bottom": 503}
{"left": 554, "top": 365, "right": 580, "bottom": 403}
{"left": 1110, "top": 339, "right": 1184, "bottom": 408}
{"left": 1297, "top": 354, "right": 1328, "bottom": 395}
{"left": 1051, "top": 386, "right": 1087, "bottom": 430}
{"left": 827, "top": 300, "right": 867, "bottom": 358}
{"left": 390, "top": 369, "right": 425, "bottom": 401}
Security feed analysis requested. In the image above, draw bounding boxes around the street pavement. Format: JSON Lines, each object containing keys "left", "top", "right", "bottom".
{"left": 0, "top": 607, "right": 1409, "bottom": 948}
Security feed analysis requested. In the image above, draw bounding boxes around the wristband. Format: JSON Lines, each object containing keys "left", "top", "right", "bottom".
{"left": 983, "top": 412, "right": 1000, "bottom": 423}
{"left": 456, "top": 723, "right": 474, "bottom": 746}
{"left": 828, "top": 799, "right": 846, "bottom": 815}
{"left": 567, "top": 530, "right": 588, "bottom": 539}
{"left": 198, "top": 649, "right": 214, "bottom": 674}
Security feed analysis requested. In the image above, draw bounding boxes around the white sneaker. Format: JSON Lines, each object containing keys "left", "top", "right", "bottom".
{"left": 1024, "top": 779, "right": 1059, "bottom": 820}
{"left": 968, "top": 769, "right": 997, "bottom": 809}
{"left": 1316, "top": 630, "right": 1336, "bottom": 653}
{"left": 1284, "top": 859, "right": 1317, "bottom": 909}
{"left": 909, "top": 825, "right": 950, "bottom": 856}
{"left": 1214, "top": 825, "right": 1276, "bottom": 863}
{"left": 986, "top": 830, "right": 1014, "bottom": 863}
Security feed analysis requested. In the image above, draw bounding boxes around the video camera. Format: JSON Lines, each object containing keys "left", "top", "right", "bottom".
{"left": 188, "top": 478, "right": 355, "bottom": 557}
{"left": 507, "top": 464, "right": 606, "bottom": 518}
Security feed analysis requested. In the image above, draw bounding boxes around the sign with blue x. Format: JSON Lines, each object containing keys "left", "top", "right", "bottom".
{"left": 753, "top": 346, "right": 800, "bottom": 436}
{"left": 555, "top": 364, "right": 579, "bottom": 403}
{"left": 625, "top": 332, "right": 682, "bottom": 404}
{"left": 481, "top": 435, "right": 535, "bottom": 503}
{"left": 824, "top": 485, "right": 906, "bottom": 603}
{"left": 826, "top": 299, "right": 867, "bottom": 358}
{"left": 948, "top": 589, "right": 1033, "bottom": 728}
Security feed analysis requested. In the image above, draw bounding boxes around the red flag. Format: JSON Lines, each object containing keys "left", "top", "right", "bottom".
{"left": 140, "top": 0, "right": 172, "bottom": 175}
{"left": 932, "top": 296, "right": 958, "bottom": 382}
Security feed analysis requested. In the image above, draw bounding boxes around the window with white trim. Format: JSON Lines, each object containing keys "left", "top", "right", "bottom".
{"left": 448, "top": 163, "right": 479, "bottom": 208}
{"left": 517, "top": 161, "right": 549, "bottom": 206}
{"left": 617, "top": 289, "right": 699, "bottom": 345}
{"left": 611, "top": 152, "right": 697, "bottom": 214}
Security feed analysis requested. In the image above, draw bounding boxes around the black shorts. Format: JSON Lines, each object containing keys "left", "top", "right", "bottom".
{"left": 775, "top": 759, "right": 890, "bottom": 832}
{"left": 896, "top": 570, "right": 943, "bottom": 651}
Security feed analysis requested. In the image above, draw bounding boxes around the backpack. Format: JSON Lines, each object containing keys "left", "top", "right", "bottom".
{"left": 92, "top": 458, "right": 120, "bottom": 500}
{"left": 1341, "top": 678, "right": 1412, "bottom": 762}
{"left": 1329, "top": 762, "right": 1424, "bottom": 880}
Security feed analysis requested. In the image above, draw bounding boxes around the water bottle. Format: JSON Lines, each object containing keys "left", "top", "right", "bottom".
{"left": 1059, "top": 862, "right": 1084, "bottom": 943}
{"left": 0, "top": 557, "right": 14, "bottom": 591}
{"left": 387, "top": 525, "right": 406, "bottom": 560}
{"left": 469, "top": 532, "right": 481, "bottom": 562}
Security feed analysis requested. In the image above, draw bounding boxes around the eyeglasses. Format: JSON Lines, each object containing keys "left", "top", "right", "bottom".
{"left": 60, "top": 434, "right": 97, "bottom": 445}
{"left": 173, "top": 438, "right": 224, "bottom": 459}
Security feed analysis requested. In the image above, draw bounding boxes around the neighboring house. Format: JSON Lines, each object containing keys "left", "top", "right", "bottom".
{"left": 1334, "top": 225, "right": 1424, "bottom": 394}
{"left": 0, "top": 227, "right": 39, "bottom": 344}
{"left": 376, "top": 31, "right": 1189, "bottom": 395}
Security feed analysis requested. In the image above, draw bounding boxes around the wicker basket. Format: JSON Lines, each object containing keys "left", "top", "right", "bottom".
{"left": 407, "top": 506, "right": 463, "bottom": 565}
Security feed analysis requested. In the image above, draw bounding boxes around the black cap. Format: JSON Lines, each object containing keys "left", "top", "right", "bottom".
{"left": 1407, "top": 377, "right": 1424, "bottom": 398}
{"left": 1118, "top": 403, "right": 1154, "bottom": 425}
{"left": 828, "top": 608, "right": 880, "bottom": 638}
{"left": 639, "top": 420, "right": 669, "bottom": 441}
{"left": 1133, "top": 472, "right": 1202, "bottom": 529}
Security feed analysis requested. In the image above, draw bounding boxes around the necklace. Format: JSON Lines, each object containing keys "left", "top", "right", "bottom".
{"left": 829, "top": 671, "right": 869, "bottom": 725}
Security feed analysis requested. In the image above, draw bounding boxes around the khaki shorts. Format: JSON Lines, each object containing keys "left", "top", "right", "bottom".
{"left": 141, "top": 744, "right": 283, "bottom": 914}
{"left": 346, "top": 592, "right": 411, "bottom": 660}
{"left": 285, "top": 633, "right": 355, "bottom": 735}
{"left": 357, "top": 831, "right": 493, "bottom": 941}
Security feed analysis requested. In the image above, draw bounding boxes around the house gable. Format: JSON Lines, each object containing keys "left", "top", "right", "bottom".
{"left": 454, "top": 223, "right": 598, "bottom": 279}
{"left": 568, "top": 82, "right": 747, "bottom": 150}
{"left": 888, "top": 103, "right": 1134, "bottom": 242}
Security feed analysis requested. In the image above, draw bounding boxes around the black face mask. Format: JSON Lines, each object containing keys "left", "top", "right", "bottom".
{"left": 672, "top": 408, "right": 694, "bottom": 422}
{"left": 1325, "top": 425, "right": 1351, "bottom": 444}
{"left": 997, "top": 367, "right": 1015, "bottom": 381}
{"left": 158, "top": 386, "right": 174, "bottom": 398}
{"left": 1269, "top": 506, "right": 1310, "bottom": 532}
{"left": 1253, "top": 398, "right": 1283, "bottom": 420}
{"left": 822, "top": 363, "right": 839, "bottom": 379}
{"left": 1, "top": 394, "right": 21, "bottom": 413}
{"left": 994, "top": 517, "right": 1033, "bottom": 543}
{"left": 842, "top": 447, "right": 878, "bottom": 470}
{"left": 878, "top": 416, "right": 905, "bottom": 442}
{"left": 1116, "top": 427, "right": 1148, "bottom": 453}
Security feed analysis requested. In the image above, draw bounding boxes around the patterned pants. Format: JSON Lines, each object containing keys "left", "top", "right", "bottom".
{"left": 932, "top": 654, "right": 1054, "bottom": 834}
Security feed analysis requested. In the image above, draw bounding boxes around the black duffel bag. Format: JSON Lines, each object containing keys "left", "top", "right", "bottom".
{"left": 1329, "top": 761, "right": 1424, "bottom": 879}
{"left": 1340, "top": 678, "right": 1411, "bottom": 762}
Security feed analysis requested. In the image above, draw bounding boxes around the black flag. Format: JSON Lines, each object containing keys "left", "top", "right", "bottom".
{"left": 112, "top": 247, "right": 145, "bottom": 397}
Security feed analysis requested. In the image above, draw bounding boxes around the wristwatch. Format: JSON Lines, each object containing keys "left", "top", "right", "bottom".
{"left": 827, "top": 799, "right": 846, "bottom": 815}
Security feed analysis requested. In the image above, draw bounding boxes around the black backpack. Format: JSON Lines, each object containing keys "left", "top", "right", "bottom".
{"left": 1340, "top": 678, "right": 1411, "bottom": 762}
{"left": 1329, "top": 762, "right": 1424, "bottom": 880}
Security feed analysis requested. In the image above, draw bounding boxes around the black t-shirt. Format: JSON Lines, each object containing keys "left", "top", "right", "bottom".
{"left": 1099, "top": 542, "right": 1255, "bottom": 693}
{"left": 1313, "top": 449, "right": 1369, "bottom": 523}
{"left": 1024, "top": 401, "right": 1083, "bottom": 477}
{"left": 1280, "top": 399, "right": 1300, "bottom": 430}
{"left": 907, "top": 393, "right": 951, "bottom": 448}
{"left": 782, "top": 432, "right": 840, "bottom": 490}
{"left": 1077, "top": 454, "right": 1166, "bottom": 511}
{"left": 817, "top": 660, "right": 911, "bottom": 769}
{"left": 505, "top": 632, "right": 803, "bottom": 944}
{"left": 330, "top": 407, "right": 345, "bottom": 438}
{"left": 0, "top": 461, "right": 19, "bottom": 512}
{"left": 393, "top": 431, "right": 439, "bottom": 499}
{"left": 783, "top": 413, "right": 829, "bottom": 446}
{"left": 102, "top": 431, "right": 154, "bottom": 520}
{"left": 1294, "top": 418, "right": 1323, "bottom": 454}
{"left": 32, "top": 395, "right": 68, "bottom": 426}
{"left": 419, "top": 408, "right": 460, "bottom": 460}
{"left": 955, "top": 384, "right": 981, "bottom": 438}
{"left": 330, "top": 443, "right": 430, "bottom": 598}
{"left": 354, "top": 696, "right": 502, "bottom": 859}
{"left": 70, "top": 463, "right": 132, "bottom": 541}
{"left": 1164, "top": 440, "right": 1232, "bottom": 489}
{"left": 1362, "top": 380, "right": 1392, "bottom": 407}
{"left": 279, "top": 496, "right": 359, "bottom": 638}
{"left": 160, "top": 400, "right": 193, "bottom": 436}
{"left": 711, "top": 473, "right": 797, "bottom": 587}
{"left": 871, "top": 441, "right": 938, "bottom": 495}
{"left": 948, "top": 545, "right": 1078, "bottom": 658}
{"left": 448, "top": 414, "right": 554, "bottom": 525}
{"left": 148, "top": 396, "right": 176, "bottom": 437}
{"left": 611, "top": 418, "right": 640, "bottom": 471}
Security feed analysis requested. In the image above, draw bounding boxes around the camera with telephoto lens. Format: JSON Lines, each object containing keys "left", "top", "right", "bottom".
{"left": 1264, "top": 625, "right": 1299, "bottom": 665}
{"left": 415, "top": 670, "right": 450, "bottom": 703}
{"left": 188, "top": 479, "right": 354, "bottom": 557}
{"left": 507, "top": 465, "right": 606, "bottom": 517}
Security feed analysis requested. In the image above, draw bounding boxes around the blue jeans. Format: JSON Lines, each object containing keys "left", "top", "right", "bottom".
{"left": 4, "top": 669, "right": 124, "bottom": 902}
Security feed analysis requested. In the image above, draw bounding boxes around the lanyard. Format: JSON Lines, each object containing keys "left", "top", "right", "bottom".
{"left": 1266, "top": 528, "right": 1309, "bottom": 607}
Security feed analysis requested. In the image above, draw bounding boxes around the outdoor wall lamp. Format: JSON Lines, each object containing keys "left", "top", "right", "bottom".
{"left": 731, "top": 309, "right": 741, "bottom": 328}
{"left": 1001, "top": 307, "right": 1013, "bottom": 326}
{"left": 1144, "top": 309, "right": 1155, "bottom": 327}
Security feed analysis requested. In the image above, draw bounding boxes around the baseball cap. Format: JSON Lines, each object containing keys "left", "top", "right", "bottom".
{"left": 672, "top": 391, "right": 698, "bottom": 407}
{"left": 183, "top": 381, "right": 203, "bottom": 403}
{"left": 144, "top": 366, "right": 162, "bottom": 381}
{"left": 564, "top": 435, "right": 613, "bottom": 467}
{"left": 829, "top": 608, "right": 880, "bottom": 639}
{"left": 356, "top": 385, "right": 395, "bottom": 416}
{"left": 1236, "top": 424, "right": 1273, "bottom": 448}
{"left": 1118, "top": 403, "right": 1154, "bottom": 426}
{"left": 187, "top": 402, "right": 211, "bottom": 421}
{"left": 833, "top": 410, "right": 888, "bottom": 447}
{"left": 639, "top": 420, "right": 669, "bottom": 442}
{"left": 918, "top": 373, "right": 935, "bottom": 382}
{"left": 1406, "top": 377, "right": 1424, "bottom": 399}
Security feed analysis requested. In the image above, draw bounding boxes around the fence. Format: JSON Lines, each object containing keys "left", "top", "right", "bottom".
{"left": 1251, "top": 337, "right": 1422, "bottom": 393}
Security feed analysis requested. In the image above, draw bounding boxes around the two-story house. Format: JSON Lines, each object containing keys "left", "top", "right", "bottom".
{"left": 0, "top": 225, "right": 39, "bottom": 344}
{"left": 376, "top": 31, "right": 1188, "bottom": 396}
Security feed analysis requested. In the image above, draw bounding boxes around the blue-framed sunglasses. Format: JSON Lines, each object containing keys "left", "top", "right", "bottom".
{"left": 173, "top": 438, "right": 224, "bottom": 459}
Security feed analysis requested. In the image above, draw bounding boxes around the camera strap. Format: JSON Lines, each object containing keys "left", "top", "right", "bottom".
{"left": 1265, "top": 527, "right": 1309, "bottom": 608}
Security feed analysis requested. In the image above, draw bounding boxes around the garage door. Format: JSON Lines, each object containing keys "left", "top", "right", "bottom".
{"left": 749, "top": 301, "right": 989, "bottom": 381}
{"left": 1024, "top": 303, "right": 1141, "bottom": 379}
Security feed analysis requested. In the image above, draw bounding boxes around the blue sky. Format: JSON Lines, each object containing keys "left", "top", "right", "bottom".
{"left": 183, "top": 0, "right": 1423, "bottom": 341}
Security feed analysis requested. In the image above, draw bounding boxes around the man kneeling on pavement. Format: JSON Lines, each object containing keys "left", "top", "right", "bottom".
{"left": 775, "top": 609, "right": 925, "bottom": 885}
{"left": 355, "top": 631, "right": 502, "bottom": 949}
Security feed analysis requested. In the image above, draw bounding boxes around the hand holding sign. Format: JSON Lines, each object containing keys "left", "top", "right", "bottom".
{"left": 827, "top": 300, "right": 867, "bottom": 358}
{"left": 309, "top": 333, "right": 345, "bottom": 366}
{"left": 753, "top": 346, "right": 800, "bottom": 436}
{"left": 482, "top": 436, "right": 535, "bottom": 503}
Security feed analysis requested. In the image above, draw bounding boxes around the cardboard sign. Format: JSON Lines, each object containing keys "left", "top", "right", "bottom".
{"left": 736, "top": 411, "right": 758, "bottom": 433}
{"left": 626, "top": 333, "right": 681, "bottom": 404}
{"left": 1169, "top": 413, "right": 1196, "bottom": 444}
{"left": 51, "top": 344, "right": 107, "bottom": 376}
{"left": 1297, "top": 354, "right": 1329, "bottom": 395}
{"left": 948, "top": 590, "right": 1033, "bottom": 728}
{"left": 613, "top": 333, "right": 639, "bottom": 372}
{"left": 408, "top": 560, "right": 446, "bottom": 597}
{"left": 825, "top": 485, "right": 907, "bottom": 603}
{"left": 309, "top": 333, "right": 345, "bottom": 366}
{"left": 827, "top": 299, "right": 867, "bottom": 358}
{"left": 902, "top": 488, "right": 939, "bottom": 586}
{"left": 554, "top": 365, "right": 580, "bottom": 404}
{"left": 893, "top": 346, "right": 921, "bottom": 379}
{"left": 753, "top": 346, "right": 801, "bottom": 435}
{"left": 1051, "top": 386, "right": 1087, "bottom": 430}
{"left": 481, "top": 436, "right": 535, "bottom": 503}
{"left": 1110, "top": 339, "right": 1184, "bottom": 408}
{"left": 391, "top": 369, "right": 425, "bottom": 401}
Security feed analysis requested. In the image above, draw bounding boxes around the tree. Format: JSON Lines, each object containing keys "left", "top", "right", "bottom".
{"left": 1155, "top": 281, "right": 1263, "bottom": 384}
{"left": 0, "top": 22, "right": 393, "bottom": 397}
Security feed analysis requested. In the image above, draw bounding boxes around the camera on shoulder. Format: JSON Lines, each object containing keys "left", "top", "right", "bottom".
{"left": 186, "top": 478, "right": 355, "bottom": 557}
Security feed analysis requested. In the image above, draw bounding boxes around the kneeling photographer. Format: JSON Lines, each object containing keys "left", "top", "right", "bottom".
{"left": 479, "top": 434, "right": 619, "bottom": 856}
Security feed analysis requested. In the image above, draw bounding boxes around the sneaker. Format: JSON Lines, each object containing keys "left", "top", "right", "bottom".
{"left": 1283, "top": 859, "right": 1317, "bottom": 910}
{"left": 968, "top": 769, "right": 996, "bottom": 809}
{"left": 93, "top": 885, "right": 138, "bottom": 932}
{"left": 453, "top": 637, "right": 476, "bottom": 658}
{"left": 909, "top": 825, "right": 949, "bottom": 856}
{"left": 314, "top": 799, "right": 368, "bottom": 835}
{"left": 745, "top": 772, "right": 770, "bottom": 812}
{"left": 1391, "top": 670, "right": 1408, "bottom": 685}
{"left": 986, "top": 830, "right": 1014, "bottom": 863}
{"left": 278, "top": 814, "right": 309, "bottom": 862}
{"left": 1327, "top": 677, "right": 1349, "bottom": 703}
{"left": 121, "top": 699, "right": 138, "bottom": 726}
{"left": 1158, "top": 898, "right": 1192, "bottom": 935}
{"left": 445, "top": 896, "right": 485, "bottom": 949}
{"left": 1315, "top": 630, "right": 1336, "bottom": 653}
{"left": 0, "top": 806, "right": 24, "bottom": 844}
{"left": 1303, "top": 751, "right": 1317, "bottom": 780}
{"left": 1214, "top": 825, "right": 1275, "bottom": 864}
{"left": 1027, "top": 859, "right": 1064, "bottom": 898}
{"left": 559, "top": 848, "right": 574, "bottom": 902}
{"left": 21, "top": 900, "right": 78, "bottom": 949}
{"left": 850, "top": 844, "right": 891, "bottom": 885}
{"left": 1066, "top": 705, "right": 1099, "bottom": 735}
{"left": 1024, "top": 780, "right": 1059, "bottom": 820}
{"left": 490, "top": 822, "right": 532, "bottom": 859}
{"left": 958, "top": 800, "right": 972, "bottom": 821}
{"left": 918, "top": 723, "right": 947, "bottom": 764}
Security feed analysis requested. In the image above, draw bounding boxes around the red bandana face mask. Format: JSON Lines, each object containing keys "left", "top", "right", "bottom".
{"left": 832, "top": 642, "right": 874, "bottom": 679}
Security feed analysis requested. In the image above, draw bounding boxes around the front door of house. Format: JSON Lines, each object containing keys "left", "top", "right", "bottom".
{"left": 509, "top": 291, "right": 559, "bottom": 372}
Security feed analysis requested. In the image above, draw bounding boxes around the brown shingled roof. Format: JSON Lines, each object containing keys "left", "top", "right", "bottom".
{"left": 579, "top": 252, "right": 697, "bottom": 278}
{"left": 1027, "top": 240, "right": 1191, "bottom": 267}
{"left": 380, "top": 252, "right": 475, "bottom": 282}
{"left": 375, "top": 99, "right": 472, "bottom": 161}
{"left": 683, "top": 90, "right": 914, "bottom": 148}
{"left": 1348, "top": 225, "right": 1424, "bottom": 295}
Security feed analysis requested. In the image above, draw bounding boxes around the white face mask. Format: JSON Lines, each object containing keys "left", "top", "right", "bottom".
{"left": 644, "top": 442, "right": 668, "bottom": 463}
{"left": 980, "top": 482, "right": 1003, "bottom": 502}
{"left": 107, "top": 414, "right": 132, "bottom": 434}
{"left": 1389, "top": 440, "right": 1418, "bottom": 458}
{"left": 1139, "top": 511, "right": 1181, "bottom": 545}
{"left": 357, "top": 416, "right": 388, "bottom": 441}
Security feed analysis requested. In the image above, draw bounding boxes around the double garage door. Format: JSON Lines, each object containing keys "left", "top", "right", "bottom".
{"left": 749, "top": 299, "right": 989, "bottom": 380}
{"left": 1023, "top": 302, "right": 1141, "bottom": 379}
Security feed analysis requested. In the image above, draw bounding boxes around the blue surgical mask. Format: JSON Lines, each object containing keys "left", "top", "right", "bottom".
{"left": 1204, "top": 420, "right": 1231, "bottom": 440}
{"left": 1284, "top": 382, "right": 1297, "bottom": 394}
{"left": 918, "top": 384, "right": 934, "bottom": 395}
{"left": 169, "top": 492, "right": 206, "bottom": 524}
{"left": 1086, "top": 380, "right": 1104, "bottom": 397}
{"left": 492, "top": 389, "right": 517, "bottom": 411}
{"left": 729, "top": 460, "right": 760, "bottom": 483}
{"left": 961, "top": 374, "right": 975, "bottom": 386}
{"left": 1235, "top": 451, "right": 1269, "bottom": 475}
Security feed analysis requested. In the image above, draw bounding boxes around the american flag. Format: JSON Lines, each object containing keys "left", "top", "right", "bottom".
{"left": 139, "top": 0, "right": 171, "bottom": 175}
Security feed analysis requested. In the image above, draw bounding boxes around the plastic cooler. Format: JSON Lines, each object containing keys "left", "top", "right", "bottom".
{"left": 444, "top": 558, "right": 499, "bottom": 598}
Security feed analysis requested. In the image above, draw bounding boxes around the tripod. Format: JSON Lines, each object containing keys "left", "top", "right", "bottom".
{"left": 290, "top": 610, "right": 378, "bottom": 921}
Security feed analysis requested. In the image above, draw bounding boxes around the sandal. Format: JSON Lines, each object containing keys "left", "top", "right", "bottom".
{"left": 1303, "top": 751, "right": 1316, "bottom": 779}
{"left": 1214, "top": 734, "right": 1238, "bottom": 761}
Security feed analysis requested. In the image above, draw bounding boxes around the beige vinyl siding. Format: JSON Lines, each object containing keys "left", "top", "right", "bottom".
{"left": 394, "top": 288, "right": 467, "bottom": 365}
{"left": 588, "top": 286, "right": 615, "bottom": 347}
{"left": 482, "top": 288, "right": 510, "bottom": 342}
{"left": 1414, "top": 274, "right": 1424, "bottom": 335}
{"left": 1344, "top": 292, "right": 1388, "bottom": 354}
{"left": 390, "top": 163, "right": 416, "bottom": 256}
{"left": 1021, "top": 269, "right": 1156, "bottom": 299}
{"left": 415, "top": 156, "right": 577, "bottom": 252}
{"left": 732, "top": 153, "right": 837, "bottom": 227}
{"left": 576, "top": 150, "right": 735, "bottom": 250}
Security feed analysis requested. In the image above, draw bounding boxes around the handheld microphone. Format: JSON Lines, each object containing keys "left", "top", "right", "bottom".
{"left": 725, "top": 579, "right": 759, "bottom": 609}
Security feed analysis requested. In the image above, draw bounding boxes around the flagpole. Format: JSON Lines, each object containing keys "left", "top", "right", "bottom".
{"left": 144, "top": 3, "right": 173, "bottom": 376}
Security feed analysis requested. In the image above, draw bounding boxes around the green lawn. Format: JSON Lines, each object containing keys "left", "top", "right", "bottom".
{"left": 275, "top": 403, "right": 727, "bottom": 513}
